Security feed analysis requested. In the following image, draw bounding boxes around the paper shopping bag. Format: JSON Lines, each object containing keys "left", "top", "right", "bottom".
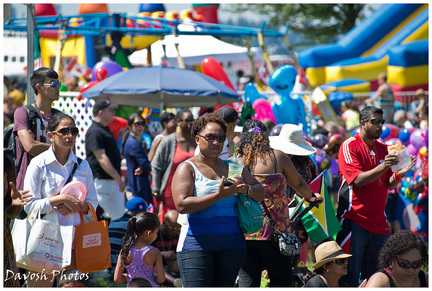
{"left": 74, "top": 204, "right": 111, "bottom": 273}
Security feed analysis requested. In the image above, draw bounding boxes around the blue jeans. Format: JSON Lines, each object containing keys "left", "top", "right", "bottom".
{"left": 340, "top": 220, "right": 389, "bottom": 287}
{"left": 177, "top": 248, "right": 246, "bottom": 287}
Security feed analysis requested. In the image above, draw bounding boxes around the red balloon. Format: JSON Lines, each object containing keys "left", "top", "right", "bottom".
{"left": 79, "top": 81, "right": 99, "bottom": 93}
{"left": 96, "top": 68, "right": 108, "bottom": 81}
{"left": 201, "top": 57, "right": 235, "bottom": 91}
{"left": 35, "top": 4, "right": 57, "bottom": 16}
{"left": 108, "top": 116, "right": 128, "bottom": 141}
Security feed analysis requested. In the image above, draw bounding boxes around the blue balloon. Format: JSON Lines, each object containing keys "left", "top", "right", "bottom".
{"left": 244, "top": 83, "right": 266, "bottom": 104}
{"left": 139, "top": 3, "right": 165, "bottom": 13}
{"left": 351, "top": 127, "right": 360, "bottom": 136}
{"left": 269, "top": 65, "right": 297, "bottom": 97}
{"left": 399, "top": 128, "right": 411, "bottom": 143}
{"left": 380, "top": 124, "right": 391, "bottom": 140}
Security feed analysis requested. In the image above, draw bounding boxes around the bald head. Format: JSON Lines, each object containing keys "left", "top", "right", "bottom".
{"left": 164, "top": 210, "right": 179, "bottom": 225}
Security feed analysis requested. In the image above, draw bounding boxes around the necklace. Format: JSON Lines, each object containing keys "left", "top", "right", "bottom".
{"left": 360, "top": 136, "right": 382, "bottom": 186}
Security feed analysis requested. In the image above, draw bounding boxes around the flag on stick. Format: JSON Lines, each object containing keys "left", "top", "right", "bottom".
{"left": 294, "top": 173, "right": 341, "bottom": 243}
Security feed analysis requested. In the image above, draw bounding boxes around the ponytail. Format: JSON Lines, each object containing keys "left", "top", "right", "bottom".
{"left": 120, "top": 126, "right": 131, "bottom": 157}
{"left": 121, "top": 216, "right": 137, "bottom": 265}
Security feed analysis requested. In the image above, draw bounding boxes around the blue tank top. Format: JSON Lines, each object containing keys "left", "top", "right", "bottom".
{"left": 178, "top": 161, "right": 245, "bottom": 252}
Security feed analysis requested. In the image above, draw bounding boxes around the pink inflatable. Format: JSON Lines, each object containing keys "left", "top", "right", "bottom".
{"left": 60, "top": 181, "right": 87, "bottom": 202}
{"left": 252, "top": 98, "right": 276, "bottom": 124}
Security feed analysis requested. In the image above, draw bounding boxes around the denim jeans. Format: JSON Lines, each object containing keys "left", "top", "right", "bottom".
{"left": 340, "top": 220, "right": 389, "bottom": 287}
{"left": 238, "top": 240, "right": 293, "bottom": 287}
{"left": 177, "top": 248, "right": 246, "bottom": 287}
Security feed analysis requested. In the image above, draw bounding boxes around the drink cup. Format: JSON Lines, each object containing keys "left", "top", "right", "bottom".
{"left": 228, "top": 157, "right": 244, "bottom": 180}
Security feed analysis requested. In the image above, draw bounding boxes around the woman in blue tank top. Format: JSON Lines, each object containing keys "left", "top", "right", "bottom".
{"left": 172, "top": 113, "right": 264, "bottom": 287}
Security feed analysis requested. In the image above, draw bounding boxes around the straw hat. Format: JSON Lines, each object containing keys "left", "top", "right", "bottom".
{"left": 312, "top": 241, "right": 352, "bottom": 270}
{"left": 269, "top": 124, "right": 316, "bottom": 156}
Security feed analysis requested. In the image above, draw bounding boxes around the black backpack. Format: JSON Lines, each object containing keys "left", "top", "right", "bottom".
{"left": 3, "top": 104, "right": 61, "bottom": 174}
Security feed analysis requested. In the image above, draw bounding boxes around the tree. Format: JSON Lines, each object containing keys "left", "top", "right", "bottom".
{"left": 227, "top": 4, "right": 369, "bottom": 43}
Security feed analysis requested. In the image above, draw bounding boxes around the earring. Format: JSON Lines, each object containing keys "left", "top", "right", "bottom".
{"left": 389, "top": 262, "right": 393, "bottom": 270}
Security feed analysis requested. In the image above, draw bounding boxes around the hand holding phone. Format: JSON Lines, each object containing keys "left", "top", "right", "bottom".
{"left": 223, "top": 178, "right": 236, "bottom": 187}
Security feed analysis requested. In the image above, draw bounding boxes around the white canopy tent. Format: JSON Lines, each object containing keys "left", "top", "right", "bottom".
{"left": 128, "top": 34, "right": 263, "bottom": 67}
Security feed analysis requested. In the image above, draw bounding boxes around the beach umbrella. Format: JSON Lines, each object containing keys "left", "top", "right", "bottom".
{"left": 82, "top": 66, "right": 240, "bottom": 110}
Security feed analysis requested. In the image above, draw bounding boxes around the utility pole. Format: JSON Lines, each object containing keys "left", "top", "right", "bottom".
{"left": 26, "top": 4, "right": 35, "bottom": 104}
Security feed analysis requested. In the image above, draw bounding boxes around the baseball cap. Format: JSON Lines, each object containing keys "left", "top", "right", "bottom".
{"left": 125, "top": 197, "right": 148, "bottom": 212}
{"left": 92, "top": 99, "right": 117, "bottom": 114}
{"left": 217, "top": 106, "right": 239, "bottom": 124}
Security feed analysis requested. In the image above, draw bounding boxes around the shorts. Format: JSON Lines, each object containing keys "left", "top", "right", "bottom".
{"left": 94, "top": 178, "right": 125, "bottom": 220}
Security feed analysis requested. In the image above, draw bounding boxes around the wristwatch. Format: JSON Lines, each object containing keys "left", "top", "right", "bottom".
{"left": 247, "top": 185, "right": 252, "bottom": 196}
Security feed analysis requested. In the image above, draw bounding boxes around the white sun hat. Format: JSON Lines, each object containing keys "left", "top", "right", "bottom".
{"left": 269, "top": 124, "right": 316, "bottom": 156}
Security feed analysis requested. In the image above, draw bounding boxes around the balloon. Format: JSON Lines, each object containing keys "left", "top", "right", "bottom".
{"left": 244, "top": 83, "right": 266, "bottom": 104}
{"left": 406, "top": 144, "right": 419, "bottom": 156}
{"left": 399, "top": 128, "right": 411, "bottom": 144}
{"left": 425, "top": 128, "right": 428, "bottom": 148}
{"left": 139, "top": 3, "right": 166, "bottom": 13}
{"left": 91, "top": 61, "right": 123, "bottom": 81}
{"left": 380, "top": 124, "right": 391, "bottom": 140}
{"left": 96, "top": 67, "right": 108, "bottom": 81}
{"left": 78, "top": 4, "right": 108, "bottom": 14}
{"left": 303, "top": 132, "right": 312, "bottom": 145}
{"left": 385, "top": 138, "right": 399, "bottom": 146}
{"left": 108, "top": 116, "right": 128, "bottom": 142}
{"left": 79, "top": 81, "right": 98, "bottom": 93}
{"left": 312, "top": 134, "right": 328, "bottom": 149}
{"left": 351, "top": 127, "right": 360, "bottom": 136}
{"left": 418, "top": 146, "right": 427, "bottom": 160}
{"left": 329, "top": 158, "right": 339, "bottom": 176}
{"left": 409, "top": 129, "right": 426, "bottom": 150}
{"left": 269, "top": 65, "right": 297, "bottom": 97}
{"left": 35, "top": 4, "right": 57, "bottom": 16}
{"left": 253, "top": 99, "right": 276, "bottom": 124}
{"left": 201, "top": 57, "right": 235, "bottom": 91}
{"left": 270, "top": 124, "right": 283, "bottom": 136}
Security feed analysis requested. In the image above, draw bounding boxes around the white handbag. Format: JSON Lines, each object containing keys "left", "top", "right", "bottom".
{"left": 12, "top": 210, "right": 74, "bottom": 274}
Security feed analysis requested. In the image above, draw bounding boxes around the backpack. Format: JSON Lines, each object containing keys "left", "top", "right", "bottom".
{"left": 3, "top": 104, "right": 61, "bottom": 174}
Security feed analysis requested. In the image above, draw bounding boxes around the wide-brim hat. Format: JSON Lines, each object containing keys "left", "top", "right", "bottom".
{"left": 269, "top": 124, "right": 316, "bottom": 156}
{"left": 312, "top": 241, "right": 352, "bottom": 270}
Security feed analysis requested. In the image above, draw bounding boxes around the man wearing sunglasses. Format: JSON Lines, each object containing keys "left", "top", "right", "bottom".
{"left": 337, "top": 106, "right": 416, "bottom": 286}
{"left": 85, "top": 99, "right": 125, "bottom": 221}
{"left": 13, "top": 67, "right": 62, "bottom": 191}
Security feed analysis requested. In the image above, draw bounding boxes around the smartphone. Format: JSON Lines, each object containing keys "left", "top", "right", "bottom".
{"left": 223, "top": 178, "right": 236, "bottom": 186}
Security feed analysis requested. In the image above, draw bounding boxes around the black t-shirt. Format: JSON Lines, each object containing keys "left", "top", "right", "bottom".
{"left": 85, "top": 121, "right": 121, "bottom": 179}
{"left": 304, "top": 274, "right": 328, "bottom": 287}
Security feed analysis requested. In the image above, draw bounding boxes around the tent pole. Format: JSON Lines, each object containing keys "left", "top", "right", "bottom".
{"left": 160, "top": 91, "right": 165, "bottom": 112}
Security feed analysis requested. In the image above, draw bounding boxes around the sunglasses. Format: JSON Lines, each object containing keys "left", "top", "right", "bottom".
{"left": 43, "top": 81, "right": 62, "bottom": 88}
{"left": 396, "top": 257, "right": 422, "bottom": 269}
{"left": 179, "top": 118, "right": 195, "bottom": 123}
{"left": 333, "top": 258, "right": 348, "bottom": 265}
{"left": 198, "top": 133, "right": 226, "bottom": 143}
{"left": 52, "top": 127, "right": 79, "bottom": 136}
{"left": 167, "top": 224, "right": 181, "bottom": 231}
{"left": 363, "top": 118, "right": 385, "bottom": 126}
{"left": 133, "top": 121, "right": 146, "bottom": 127}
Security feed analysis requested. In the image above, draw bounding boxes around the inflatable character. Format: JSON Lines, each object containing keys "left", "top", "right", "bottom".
{"left": 269, "top": 65, "right": 307, "bottom": 129}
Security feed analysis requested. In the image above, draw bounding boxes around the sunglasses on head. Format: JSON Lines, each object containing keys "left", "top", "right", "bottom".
{"left": 198, "top": 133, "right": 226, "bottom": 143}
{"left": 52, "top": 127, "right": 79, "bottom": 136}
{"left": 133, "top": 121, "right": 145, "bottom": 127}
{"left": 179, "top": 118, "right": 195, "bottom": 123}
{"left": 43, "top": 81, "right": 62, "bottom": 88}
{"left": 396, "top": 257, "right": 422, "bottom": 269}
{"left": 333, "top": 258, "right": 348, "bottom": 265}
{"left": 363, "top": 118, "right": 385, "bottom": 126}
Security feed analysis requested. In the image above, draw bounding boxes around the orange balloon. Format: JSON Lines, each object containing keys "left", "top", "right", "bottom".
{"left": 78, "top": 4, "right": 109, "bottom": 14}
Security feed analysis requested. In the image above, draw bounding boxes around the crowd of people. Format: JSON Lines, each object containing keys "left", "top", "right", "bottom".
{"left": 3, "top": 67, "right": 429, "bottom": 287}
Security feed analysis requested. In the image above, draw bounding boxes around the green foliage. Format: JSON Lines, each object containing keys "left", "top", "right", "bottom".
{"left": 229, "top": 4, "right": 369, "bottom": 43}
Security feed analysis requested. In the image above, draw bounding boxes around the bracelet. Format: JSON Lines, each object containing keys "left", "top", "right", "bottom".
{"left": 306, "top": 192, "right": 317, "bottom": 203}
{"left": 393, "top": 172, "right": 402, "bottom": 182}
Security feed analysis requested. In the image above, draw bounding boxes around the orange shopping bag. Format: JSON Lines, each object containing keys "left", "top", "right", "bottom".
{"left": 74, "top": 204, "right": 111, "bottom": 273}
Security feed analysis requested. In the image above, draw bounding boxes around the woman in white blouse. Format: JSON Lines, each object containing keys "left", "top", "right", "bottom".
{"left": 23, "top": 113, "right": 98, "bottom": 287}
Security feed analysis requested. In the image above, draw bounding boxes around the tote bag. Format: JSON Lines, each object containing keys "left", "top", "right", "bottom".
{"left": 12, "top": 210, "right": 74, "bottom": 273}
{"left": 74, "top": 203, "right": 111, "bottom": 273}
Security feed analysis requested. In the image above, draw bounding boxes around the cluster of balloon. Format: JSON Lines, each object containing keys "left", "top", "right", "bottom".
{"left": 269, "top": 65, "right": 307, "bottom": 130}
{"left": 78, "top": 61, "right": 123, "bottom": 100}
{"left": 242, "top": 83, "right": 276, "bottom": 123}
{"left": 323, "top": 134, "right": 344, "bottom": 159}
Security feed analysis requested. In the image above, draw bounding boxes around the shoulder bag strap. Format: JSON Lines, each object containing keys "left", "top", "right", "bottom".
{"left": 65, "top": 157, "right": 83, "bottom": 185}
{"left": 260, "top": 201, "right": 279, "bottom": 233}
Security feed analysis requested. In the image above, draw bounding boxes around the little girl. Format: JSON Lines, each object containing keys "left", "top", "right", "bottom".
{"left": 114, "top": 212, "right": 165, "bottom": 287}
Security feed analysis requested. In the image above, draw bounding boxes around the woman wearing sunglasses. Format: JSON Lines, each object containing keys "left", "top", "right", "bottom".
{"left": 171, "top": 113, "right": 264, "bottom": 287}
{"left": 23, "top": 113, "right": 98, "bottom": 287}
{"left": 151, "top": 109, "right": 196, "bottom": 223}
{"left": 366, "top": 230, "right": 428, "bottom": 287}
{"left": 121, "top": 113, "right": 152, "bottom": 207}
{"left": 304, "top": 240, "right": 352, "bottom": 287}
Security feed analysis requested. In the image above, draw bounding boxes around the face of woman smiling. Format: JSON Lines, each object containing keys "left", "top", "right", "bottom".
{"left": 197, "top": 122, "right": 225, "bottom": 158}
{"left": 49, "top": 118, "right": 77, "bottom": 150}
